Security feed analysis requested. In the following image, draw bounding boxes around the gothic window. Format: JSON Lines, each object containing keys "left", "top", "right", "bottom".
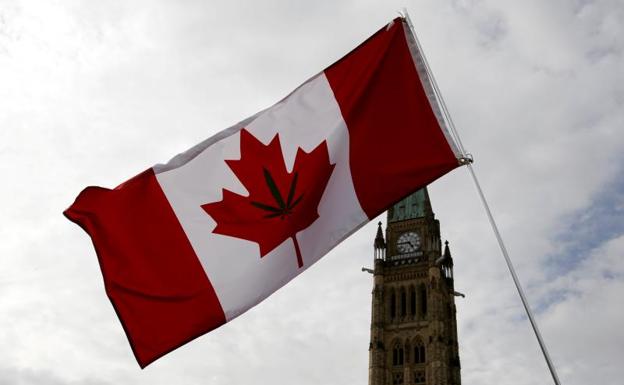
{"left": 390, "top": 290, "right": 396, "bottom": 319}
{"left": 392, "top": 372, "right": 404, "bottom": 385}
{"left": 392, "top": 343, "right": 404, "bottom": 366}
{"left": 404, "top": 341, "right": 410, "bottom": 363}
{"left": 419, "top": 284, "right": 427, "bottom": 317}
{"left": 410, "top": 286, "right": 416, "bottom": 316}
{"left": 400, "top": 288, "right": 407, "bottom": 317}
{"left": 414, "top": 339, "right": 426, "bottom": 364}
{"left": 414, "top": 370, "right": 426, "bottom": 384}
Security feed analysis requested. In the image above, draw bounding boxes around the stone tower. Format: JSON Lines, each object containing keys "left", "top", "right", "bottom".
{"left": 368, "top": 188, "right": 461, "bottom": 385}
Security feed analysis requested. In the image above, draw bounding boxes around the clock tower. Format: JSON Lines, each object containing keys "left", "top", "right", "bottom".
{"left": 368, "top": 188, "right": 461, "bottom": 385}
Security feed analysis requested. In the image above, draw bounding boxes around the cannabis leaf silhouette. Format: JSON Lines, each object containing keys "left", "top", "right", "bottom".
{"left": 250, "top": 169, "right": 303, "bottom": 219}
{"left": 202, "top": 129, "right": 335, "bottom": 268}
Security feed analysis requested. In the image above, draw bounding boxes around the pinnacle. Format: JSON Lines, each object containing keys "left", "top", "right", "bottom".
{"left": 374, "top": 222, "right": 385, "bottom": 249}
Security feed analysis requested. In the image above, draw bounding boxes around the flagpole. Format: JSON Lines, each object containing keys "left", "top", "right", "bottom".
{"left": 465, "top": 163, "right": 562, "bottom": 385}
{"left": 401, "top": 10, "right": 563, "bottom": 385}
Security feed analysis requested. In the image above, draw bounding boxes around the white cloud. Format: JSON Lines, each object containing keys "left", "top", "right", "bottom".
{"left": 1, "top": 0, "right": 623, "bottom": 384}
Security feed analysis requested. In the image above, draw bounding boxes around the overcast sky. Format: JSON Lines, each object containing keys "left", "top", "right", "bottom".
{"left": 1, "top": 1, "right": 623, "bottom": 384}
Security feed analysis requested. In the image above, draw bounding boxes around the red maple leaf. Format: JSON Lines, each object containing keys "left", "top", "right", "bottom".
{"left": 202, "top": 129, "right": 335, "bottom": 268}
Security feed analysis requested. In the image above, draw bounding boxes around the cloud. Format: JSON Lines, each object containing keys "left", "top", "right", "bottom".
{"left": 546, "top": 168, "right": 624, "bottom": 276}
{"left": 541, "top": 235, "right": 624, "bottom": 384}
{"left": 0, "top": 0, "right": 623, "bottom": 384}
{"left": 0, "top": 364, "right": 113, "bottom": 385}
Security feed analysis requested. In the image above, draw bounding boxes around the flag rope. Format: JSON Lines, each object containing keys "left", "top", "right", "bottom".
{"left": 402, "top": 9, "right": 563, "bottom": 385}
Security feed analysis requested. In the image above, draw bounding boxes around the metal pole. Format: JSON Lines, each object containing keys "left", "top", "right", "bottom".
{"left": 466, "top": 163, "right": 562, "bottom": 385}
{"left": 401, "top": 9, "right": 563, "bottom": 385}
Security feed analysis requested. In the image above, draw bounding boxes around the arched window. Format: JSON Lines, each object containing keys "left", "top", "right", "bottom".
{"left": 400, "top": 288, "right": 407, "bottom": 317}
{"left": 413, "top": 370, "right": 426, "bottom": 384}
{"left": 414, "top": 339, "right": 426, "bottom": 364}
{"left": 410, "top": 286, "right": 416, "bottom": 316}
{"left": 392, "top": 343, "right": 404, "bottom": 366}
{"left": 419, "top": 284, "right": 427, "bottom": 318}
{"left": 404, "top": 341, "right": 411, "bottom": 363}
{"left": 389, "top": 290, "right": 396, "bottom": 319}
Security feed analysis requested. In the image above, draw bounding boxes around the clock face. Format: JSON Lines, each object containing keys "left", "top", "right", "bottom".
{"left": 396, "top": 232, "right": 421, "bottom": 254}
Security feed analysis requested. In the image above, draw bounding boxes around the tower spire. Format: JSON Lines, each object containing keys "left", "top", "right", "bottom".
{"left": 441, "top": 240, "right": 454, "bottom": 282}
{"left": 387, "top": 187, "right": 434, "bottom": 223}
{"left": 374, "top": 222, "right": 386, "bottom": 259}
{"left": 444, "top": 240, "right": 451, "bottom": 260}
{"left": 374, "top": 222, "right": 385, "bottom": 248}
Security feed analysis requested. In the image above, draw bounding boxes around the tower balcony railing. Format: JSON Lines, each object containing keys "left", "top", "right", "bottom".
{"left": 387, "top": 251, "right": 423, "bottom": 261}
{"left": 376, "top": 250, "right": 425, "bottom": 262}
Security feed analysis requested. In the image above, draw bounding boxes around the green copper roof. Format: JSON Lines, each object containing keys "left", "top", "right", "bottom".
{"left": 387, "top": 188, "right": 430, "bottom": 222}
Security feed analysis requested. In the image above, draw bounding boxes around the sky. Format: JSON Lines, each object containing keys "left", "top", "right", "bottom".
{"left": 1, "top": 0, "right": 623, "bottom": 384}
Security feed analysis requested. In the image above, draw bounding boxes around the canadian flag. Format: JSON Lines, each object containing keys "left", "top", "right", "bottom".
{"left": 65, "top": 17, "right": 461, "bottom": 367}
